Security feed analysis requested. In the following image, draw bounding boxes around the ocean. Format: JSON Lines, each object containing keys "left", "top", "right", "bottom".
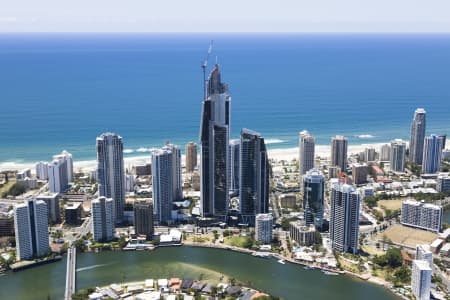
{"left": 1, "top": 33, "right": 450, "bottom": 167}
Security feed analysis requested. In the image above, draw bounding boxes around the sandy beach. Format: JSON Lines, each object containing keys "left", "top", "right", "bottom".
{"left": 0, "top": 142, "right": 398, "bottom": 173}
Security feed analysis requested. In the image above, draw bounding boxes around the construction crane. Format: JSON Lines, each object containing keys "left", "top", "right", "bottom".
{"left": 202, "top": 40, "right": 213, "bottom": 100}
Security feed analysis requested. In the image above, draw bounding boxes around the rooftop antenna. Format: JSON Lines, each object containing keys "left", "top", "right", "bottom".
{"left": 202, "top": 40, "right": 213, "bottom": 100}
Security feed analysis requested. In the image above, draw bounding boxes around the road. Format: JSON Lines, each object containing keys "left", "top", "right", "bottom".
{"left": 64, "top": 246, "right": 77, "bottom": 300}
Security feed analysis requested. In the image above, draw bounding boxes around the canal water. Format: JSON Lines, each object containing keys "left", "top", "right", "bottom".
{"left": 0, "top": 246, "right": 398, "bottom": 300}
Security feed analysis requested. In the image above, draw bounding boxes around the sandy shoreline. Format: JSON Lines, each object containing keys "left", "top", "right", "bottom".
{"left": 0, "top": 142, "right": 398, "bottom": 173}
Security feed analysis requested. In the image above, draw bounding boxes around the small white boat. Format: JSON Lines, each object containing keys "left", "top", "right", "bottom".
{"left": 303, "top": 266, "right": 314, "bottom": 270}
{"left": 277, "top": 259, "right": 286, "bottom": 265}
{"left": 322, "top": 270, "right": 339, "bottom": 276}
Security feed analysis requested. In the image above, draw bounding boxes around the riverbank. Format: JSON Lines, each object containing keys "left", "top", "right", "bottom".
{"left": 181, "top": 242, "right": 405, "bottom": 298}
{"left": 0, "top": 246, "right": 400, "bottom": 300}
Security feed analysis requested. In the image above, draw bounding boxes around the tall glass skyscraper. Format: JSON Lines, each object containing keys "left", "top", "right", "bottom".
{"left": 299, "top": 130, "right": 315, "bottom": 175}
{"left": 331, "top": 135, "right": 348, "bottom": 172}
{"left": 163, "top": 143, "right": 182, "bottom": 201}
{"left": 239, "top": 129, "right": 269, "bottom": 224}
{"left": 199, "top": 64, "right": 230, "bottom": 219}
{"left": 14, "top": 199, "right": 50, "bottom": 260}
{"left": 330, "top": 182, "right": 360, "bottom": 254}
{"left": 409, "top": 108, "right": 427, "bottom": 165}
{"left": 152, "top": 148, "right": 174, "bottom": 224}
{"left": 390, "top": 139, "right": 406, "bottom": 173}
{"left": 302, "top": 169, "right": 324, "bottom": 230}
{"left": 96, "top": 133, "right": 125, "bottom": 223}
{"left": 422, "top": 134, "right": 445, "bottom": 174}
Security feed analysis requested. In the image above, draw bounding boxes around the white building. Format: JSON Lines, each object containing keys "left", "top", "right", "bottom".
{"left": 35, "top": 162, "right": 49, "bottom": 180}
{"left": 96, "top": 133, "right": 125, "bottom": 223}
{"left": 91, "top": 197, "right": 114, "bottom": 242}
{"left": 411, "top": 259, "right": 431, "bottom": 300}
{"left": 330, "top": 183, "right": 360, "bottom": 254}
{"left": 415, "top": 244, "right": 432, "bottom": 267}
{"left": 436, "top": 173, "right": 450, "bottom": 193}
{"left": 255, "top": 213, "right": 273, "bottom": 244}
{"left": 299, "top": 130, "right": 315, "bottom": 175}
{"left": 152, "top": 148, "right": 174, "bottom": 224}
{"left": 390, "top": 139, "right": 406, "bottom": 173}
{"left": 53, "top": 150, "right": 74, "bottom": 183}
{"left": 401, "top": 199, "right": 442, "bottom": 232}
{"left": 48, "top": 157, "right": 68, "bottom": 193}
{"left": 14, "top": 200, "right": 50, "bottom": 260}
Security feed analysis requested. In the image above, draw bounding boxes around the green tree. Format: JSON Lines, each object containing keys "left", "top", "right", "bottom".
{"left": 393, "top": 265, "right": 411, "bottom": 286}
{"left": 385, "top": 248, "right": 402, "bottom": 268}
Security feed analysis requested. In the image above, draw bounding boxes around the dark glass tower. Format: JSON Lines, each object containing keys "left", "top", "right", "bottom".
{"left": 239, "top": 128, "right": 270, "bottom": 224}
{"left": 302, "top": 169, "right": 324, "bottom": 230}
{"left": 200, "top": 65, "right": 230, "bottom": 218}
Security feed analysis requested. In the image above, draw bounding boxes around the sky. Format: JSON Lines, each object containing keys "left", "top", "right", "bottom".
{"left": 1, "top": 0, "right": 450, "bottom": 33}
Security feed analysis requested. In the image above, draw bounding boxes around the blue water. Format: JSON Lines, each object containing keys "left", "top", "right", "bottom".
{"left": 1, "top": 33, "right": 450, "bottom": 164}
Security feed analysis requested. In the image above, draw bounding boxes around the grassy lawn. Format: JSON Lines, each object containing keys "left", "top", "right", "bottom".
{"left": 378, "top": 224, "right": 437, "bottom": 248}
{"left": 361, "top": 244, "right": 385, "bottom": 256}
{"left": 378, "top": 199, "right": 402, "bottom": 211}
{"left": 0, "top": 181, "right": 15, "bottom": 195}
{"left": 224, "top": 236, "right": 253, "bottom": 248}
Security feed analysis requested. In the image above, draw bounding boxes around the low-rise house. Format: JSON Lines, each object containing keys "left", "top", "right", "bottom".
{"left": 181, "top": 278, "right": 194, "bottom": 292}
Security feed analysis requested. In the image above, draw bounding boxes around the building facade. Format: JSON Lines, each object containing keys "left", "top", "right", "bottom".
{"left": 390, "top": 139, "right": 406, "bottom": 173}
{"left": 163, "top": 143, "right": 182, "bottom": 201}
{"left": 401, "top": 199, "right": 442, "bottom": 232}
{"left": 331, "top": 135, "right": 348, "bottom": 172}
{"left": 411, "top": 259, "right": 432, "bottom": 300}
{"left": 330, "top": 183, "right": 360, "bottom": 254}
{"left": 415, "top": 244, "right": 433, "bottom": 267}
{"left": 36, "top": 193, "right": 60, "bottom": 224}
{"left": 185, "top": 142, "right": 197, "bottom": 173}
{"left": 302, "top": 169, "right": 324, "bottom": 230}
{"left": 91, "top": 197, "right": 115, "bottom": 242}
{"left": 380, "top": 144, "right": 391, "bottom": 162}
{"left": 53, "top": 150, "right": 74, "bottom": 183}
{"left": 134, "top": 199, "right": 154, "bottom": 240}
{"left": 422, "top": 134, "right": 445, "bottom": 174}
{"left": 437, "top": 173, "right": 450, "bottom": 193}
{"left": 228, "top": 139, "right": 240, "bottom": 195}
{"left": 64, "top": 202, "right": 82, "bottom": 225}
{"left": 290, "top": 222, "right": 316, "bottom": 246}
{"left": 299, "top": 130, "right": 315, "bottom": 175}
{"left": 365, "top": 147, "right": 376, "bottom": 162}
{"left": 255, "top": 213, "right": 273, "bottom": 244}
{"left": 199, "top": 64, "right": 230, "bottom": 219}
{"left": 14, "top": 200, "right": 50, "bottom": 261}
{"left": 352, "top": 163, "right": 368, "bottom": 185}
{"left": 48, "top": 157, "right": 68, "bottom": 193}
{"left": 239, "top": 129, "right": 270, "bottom": 224}
{"left": 409, "top": 108, "right": 427, "bottom": 165}
{"left": 152, "top": 148, "right": 174, "bottom": 224}
{"left": 96, "top": 132, "right": 125, "bottom": 223}
{"left": 35, "top": 162, "right": 49, "bottom": 180}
